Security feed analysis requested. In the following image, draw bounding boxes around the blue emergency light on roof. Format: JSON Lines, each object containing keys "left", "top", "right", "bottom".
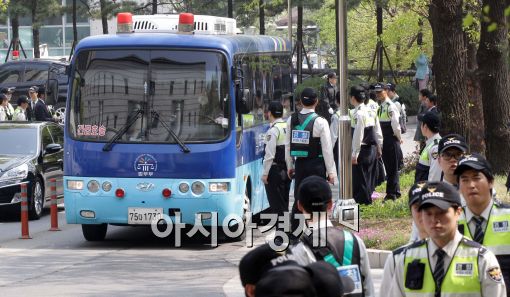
{"left": 178, "top": 13, "right": 194, "bottom": 34}
{"left": 117, "top": 12, "right": 133, "bottom": 33}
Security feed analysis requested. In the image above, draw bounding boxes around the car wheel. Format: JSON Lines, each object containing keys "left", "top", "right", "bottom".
{"left": 82, "top": 224, "right": 108, "bottom": 241}
{"left": 54, "top": 104, "right": 66, "bottom": 125}
{"left": 28, "top": 177, "right": 44, "bottom": 220}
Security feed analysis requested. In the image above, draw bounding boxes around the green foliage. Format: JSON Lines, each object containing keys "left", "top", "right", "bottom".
{"left": 463, "top": 13, "right": 475, "bottom": 27}
{"left": 396, "top": 83, "right": 420, "bottom": 116}
{"left": 487, "top": 22, "right": 498, "bottom": 32}
{"left": 505, "top": 6, "right": 510, "bottom": 17}
{"left": 294, "top": 76, "right": 325, "bottom": 100}
{"left": 360, "top": 196, "right": 411, "bottom": 219}
{"left": 315, "top": 0, "right": 434, "bottom": 71}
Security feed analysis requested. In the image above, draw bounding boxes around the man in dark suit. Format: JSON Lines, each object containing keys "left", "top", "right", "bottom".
{"left": 27, "top": 86, "right": 54, "bottom": 122}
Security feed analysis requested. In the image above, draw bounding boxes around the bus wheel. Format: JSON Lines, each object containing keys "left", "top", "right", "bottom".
{"left": 221, "top": 191, "right": 250, "bottom": 242}
{"left": 82, "top": 224, "right": 108, "bottom": 241}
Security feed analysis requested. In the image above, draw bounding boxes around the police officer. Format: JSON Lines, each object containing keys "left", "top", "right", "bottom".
{"left": 381, "top": 182, "right": 429, "bottom": 295}
{"left": 388, "top": 181, "right": 506, "bottom": 296}
{"left": 291, "top": 176, "right": 374, "bottom": 297}
{"left": 415, "top": 111, "right": 442, "bottom": 183}
{"left": 262, "top": 101, "right": 291, "bottom": 219}
{"left": 285, "top": 87, "right": 336, "bottom": 239}
{"left": 374, "top": 82, "right": 403, "bottom": 201}
{"left": 455, "top": 154, "right": 510, "bottom": 296}
{"left": 350, "top": 86, "right": 382, "bottom": 205}
{"left": 330, "top": 92, "right": 341, "bottom": 171}
{"left": 387, "top": 82, "right": 407, "bottom": 134}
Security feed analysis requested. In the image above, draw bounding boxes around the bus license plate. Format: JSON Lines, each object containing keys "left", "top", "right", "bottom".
{"left": 128, "top": 208, "right": 163, "bottom": 224}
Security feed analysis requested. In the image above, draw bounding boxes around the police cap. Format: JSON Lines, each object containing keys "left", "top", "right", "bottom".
{"left": 438, "top": 134, "right": 468, "bottom": 154}
{"left": 255, "top": 264, "right": 317, "bottom": 297}
{"left": 300, "top": 87, "right": 318, "bottom": 106}
{"left": 454, "top": 153, "right": 494, "bottom": 181}
{"left": 298, "top": 176, "right": 332, "bottom": 212}
{"left": 17, "top": 95, "right": 29, "bottom": 106}
{"left": 418, "top": 181, "right": 462, "bottom": 211}
{"left": 418, "top": 111, "right": 441, "bottom": 131}
{"left": 268, "top": 101, "right": 283, "bottom": 117}
{"left": 238, "top": 243, "right": 280, "bottom": 286}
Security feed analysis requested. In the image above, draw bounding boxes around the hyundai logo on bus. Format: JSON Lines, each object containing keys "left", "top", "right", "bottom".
{"left": 136, "top": 182, "right": 155, "bottom": 192}
{"left": 134, "top": 154, "right": 158, "bottom": 177}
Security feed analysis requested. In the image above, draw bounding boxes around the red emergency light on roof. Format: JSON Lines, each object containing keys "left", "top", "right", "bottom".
{"left": 12, "top": 50, "right": 19, "bottom": 60}
{"left": 178, "top": 13, "right": 194, "bottom": 34}
{"left": 117, "top": 12, "right": 133, "bottom": 33}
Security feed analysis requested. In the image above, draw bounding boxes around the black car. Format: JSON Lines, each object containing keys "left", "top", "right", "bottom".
{"left": 0, "top": 122, "right": 64, "bottom": 219}
{"left": 0, "top": 59, "right": 69, "bottom": 124}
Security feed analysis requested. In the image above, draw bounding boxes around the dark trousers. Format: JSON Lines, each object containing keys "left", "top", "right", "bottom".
{"left": 382, "top": 135, "right": 402, "bottom": 198}
{"left": 264, "top": 165, "right": 291, "bottom": 218}
{"left": 352, "top": 145, "right": 376, "bottom": 205}
{"left": 497, "top": 255, "right": 510, "bottom": 297}
{"left": 290, "top": 157, "right": 327, "bottom": 236}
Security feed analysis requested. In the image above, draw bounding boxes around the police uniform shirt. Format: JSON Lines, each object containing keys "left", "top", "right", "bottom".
{"left": 330, "top": 110, "right": 340, "bottom": 145}
{"left": 426, "top": 133, "right": 442, "bottom": 182}
{"left": 352, "top": 104, "right": 383, "bottom": 159}
{"left": 389, "top": 231, "right": 506, "bottom": 297}
{"left": 0, "top": 106, "right": 7, "bottom": 121}
{"left": 306, "top": 219, "right": 375, "bottom": 297}
{"left": 379, "top": 97, "right": 402, "bottom": 141}
{"left": 285, "top": 108, "right": 337, "bottom": 178}
{"left": 263, "top": 118, "right": 286, "bottom": 176}
{"left": 463, "top": 200, "right": 493, "bottom": 241}
{"left": 380, "top": 242, "right": 414, "bottom": 297}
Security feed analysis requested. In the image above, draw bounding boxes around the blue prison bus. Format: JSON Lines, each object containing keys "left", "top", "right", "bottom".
{"left": 63, "top": 15, "right": 293, "bottom": 241}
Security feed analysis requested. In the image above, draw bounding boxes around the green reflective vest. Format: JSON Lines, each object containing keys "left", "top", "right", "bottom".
{"left": 419, "top": 138, "right": 440, "bottom": 166}
{"left": 459, "top": 203, "right": 510, "bottom": 255}
{"left": 273, "top": 121, "right": 287, "bottom": 145}
{"left": 403, "top": 238, "right": 481, "bottom": 297}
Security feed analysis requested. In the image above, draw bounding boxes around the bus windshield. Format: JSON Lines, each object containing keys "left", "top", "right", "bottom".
{"left": 68, "top": 49, "right": 230, "bottom": 143}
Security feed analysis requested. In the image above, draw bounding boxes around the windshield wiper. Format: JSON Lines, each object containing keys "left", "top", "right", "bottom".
{"left": 102, "top": 108, "right": 144, "bottom": 152}
{"left": 151, "top": 111, "right": 190, "bottom": 153}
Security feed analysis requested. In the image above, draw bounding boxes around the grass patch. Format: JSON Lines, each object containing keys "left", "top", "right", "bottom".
{"left": 357, "top": 218, "right": 412, "bottom": 250}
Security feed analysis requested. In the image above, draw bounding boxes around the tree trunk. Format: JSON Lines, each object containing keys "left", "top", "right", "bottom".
{"left": 477, "top": 0, "right": 510, "bottom": 174}
{"left": 100, "top": 0, "right": 108, "bottom": 34}
{"left": 296, "top": 5, "right": 303, "bottom": 84}
{"left": 428, "top": 0, "right": 469, "bottom": 137}
{"left": 465, "top": 40, "right": 485, "bottom": 153}
{"left": 152, "top": 0, "right": 157, "bottom": 15}
{"left": 31, "top": 0, "right": 40, "bottom": 58}
{"left": 259, "top": 0, "right": 265, "bottom": 35}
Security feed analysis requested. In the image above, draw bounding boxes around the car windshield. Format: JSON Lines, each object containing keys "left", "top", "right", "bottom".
{"left": 68, "top": 49, "right": 230, "bottom": 143}
{"left": 0, "top": 127, "right": 38, "bottom": 155}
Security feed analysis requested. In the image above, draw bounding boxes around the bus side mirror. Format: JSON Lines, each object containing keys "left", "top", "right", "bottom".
{"left": 236, "top": 86, "right": 250, "bottom": 114}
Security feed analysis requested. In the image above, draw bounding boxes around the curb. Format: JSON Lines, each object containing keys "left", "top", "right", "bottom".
{"left": 367, "top": 249, "right": 391, "bottom": 269}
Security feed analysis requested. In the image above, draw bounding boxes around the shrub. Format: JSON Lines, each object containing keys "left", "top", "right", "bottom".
{"left": 396, "top": 83, "right": 420, "bottom": 116}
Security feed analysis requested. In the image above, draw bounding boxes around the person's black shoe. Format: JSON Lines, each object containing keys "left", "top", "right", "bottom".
{"left": 383, "top": 195, "right": 397, "bottom": 203}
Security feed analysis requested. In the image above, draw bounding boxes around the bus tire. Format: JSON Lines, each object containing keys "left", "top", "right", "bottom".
{"left": 82, "top": 224, "right": 108, "bottom": 241}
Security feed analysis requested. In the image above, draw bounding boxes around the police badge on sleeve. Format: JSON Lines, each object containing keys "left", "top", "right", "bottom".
{"left": 487, "top": 266, "right": 503, "bottom": 282}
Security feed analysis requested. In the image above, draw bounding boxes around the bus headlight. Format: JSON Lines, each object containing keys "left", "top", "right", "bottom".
{"left": 67, "top": 180, "right": 84, "bottom": 190}
{"left": 87, "top": 180, "right": 100, "bottom": 193}
{"left": 209, "top": 182, "right": 229, "bottom": 192}
{"left": 179, "top": 182, "right": 190, "bottom": 193}
{"left": 191, "top": 181, "right": 205, "bottom": 195}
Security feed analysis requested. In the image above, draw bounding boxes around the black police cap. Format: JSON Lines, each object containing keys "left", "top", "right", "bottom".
{"left": 438, "top": 134, "right": 468, "bottom": 154}
{"left": 268, "top": 100, "right": 283, "bottom": 117}
{"left": 300, "top": 87, "right": 318, "bottom": 106}
{"left": 298, "top": 176, "right": 332, "bottom": 212}
{"left": 238, "top": 243, "right": 280, "bottom": 286}
{"left": 418, "top": 181, "right": 462, "bottom": 211}
{"left": 454, "top": 153, "right": 494, "bottom": 180}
